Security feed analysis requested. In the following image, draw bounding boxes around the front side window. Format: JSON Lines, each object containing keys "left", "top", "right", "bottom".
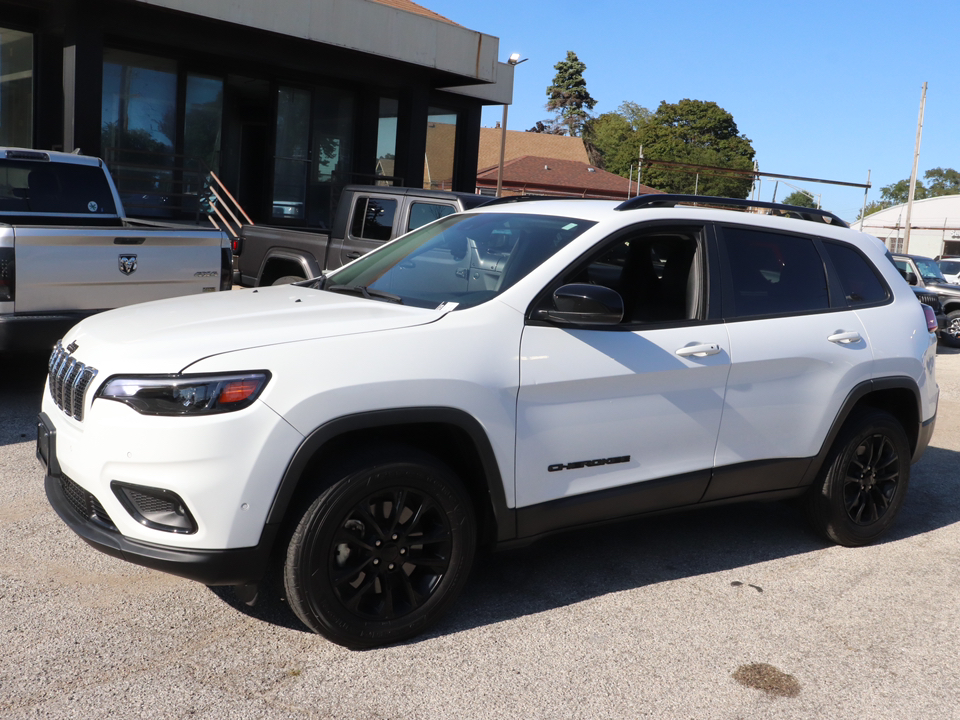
{"left": 722, "top": 227, "right": 829, "bottom": 317}
{"left": 327, "top": 212, "right": 595, "bottom": 309}
{"left": 551, "top": 227, "right": 704, "bottom": 324}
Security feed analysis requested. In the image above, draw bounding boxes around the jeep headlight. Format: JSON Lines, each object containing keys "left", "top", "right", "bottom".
{"left": 98, "top": 372, "right": 270, "bottom": 416}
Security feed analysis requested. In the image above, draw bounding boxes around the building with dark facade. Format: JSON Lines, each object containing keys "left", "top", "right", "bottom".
{"left": 0, "top": 0, "right": 512, "bottom": 227}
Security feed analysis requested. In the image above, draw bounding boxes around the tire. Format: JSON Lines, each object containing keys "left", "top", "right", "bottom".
{"left": 272, "top": 275, "right": 304, "bottom": 286}
{"left": 940, "top": 310, "right": 960, "bottom": 348}
{"left": 806, "top": 409, "right": 910, "bottom": 547}
{"left": 283, "top": 448, "right": 476, "bottom": 648}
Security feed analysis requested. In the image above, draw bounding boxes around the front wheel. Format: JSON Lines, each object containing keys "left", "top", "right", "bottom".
{"left": 940, "top": 310, "right": 960, "bottom": 348}
{"left": 806, "top": 409, "right": 910, "bottom": 547}
{"left": 283, "top": 449, "right": 476, "bottom": 648}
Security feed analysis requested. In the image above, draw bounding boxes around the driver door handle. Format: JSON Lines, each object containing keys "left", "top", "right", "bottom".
{"left": 675, "top": 343, "right": 722, "bottom": 357}
{"left": 828, "top": 331, "right": 861, "bottom": 344}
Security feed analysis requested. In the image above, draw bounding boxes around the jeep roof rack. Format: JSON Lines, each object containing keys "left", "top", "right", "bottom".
{"left": 614, "top": 194, "right": 849, "bottom": 228}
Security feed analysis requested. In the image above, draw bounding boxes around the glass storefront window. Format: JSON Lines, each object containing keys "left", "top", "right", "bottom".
{"left": 0, "top": 28, "right": 33, "bottom": 148}
{"left": 102, "top": 50, "right": 177, "bottom": 216}
{"left": 184, "top": 74, "right": 223, "bottom": 177}
{"left": 376, "top": 97, "right": 398, "bottom": 182}
{"left": 310, "top": 86, "right": 354, "bottom": 228}
{"left": 273, "top": 86, "right": 311, "bottom": 221}
{"left": 424, "top": 106, "right": 457, "bottom": 190}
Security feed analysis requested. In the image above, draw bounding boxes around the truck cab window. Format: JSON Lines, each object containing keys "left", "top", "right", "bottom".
{"left": 351, "top": 197, "right": 396, "bottom": 241}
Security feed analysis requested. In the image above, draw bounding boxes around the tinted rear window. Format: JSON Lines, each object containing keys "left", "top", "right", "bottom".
{"left": 0, "top": 159, "right": 118, "bottom": 215}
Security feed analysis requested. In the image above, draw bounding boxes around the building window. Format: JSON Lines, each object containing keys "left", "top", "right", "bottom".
{"left": 184, "top": 74, "right": 224, "bottom": 177}
{"left": 376, "top": 97, "right": 398, "bottom": 182}
{"left": 101, "top": 50, "right": 178, "bottom": 216}
{"left": 424, "top": 106, "right": 457, "bottom": 190}
{"left": 273, "top": 86, "right": 311, "bottom": 221}
{"left": 0, "top": 28, "right": 33, "bottom": 148}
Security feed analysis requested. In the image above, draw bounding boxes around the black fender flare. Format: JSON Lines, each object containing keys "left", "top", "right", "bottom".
{"left": 799, "top": 376, "right": 926, "bottom": 487}
{"left": 264, "top": 407, "right": 516, "bottom": 542}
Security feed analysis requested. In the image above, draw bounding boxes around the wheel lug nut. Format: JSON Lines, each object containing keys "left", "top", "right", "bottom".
{"left": 399, "top": 548, "right": 406, "bottom": 555}
{"left": 388, "top": 563, "right": 395, "bottom": 570}
{"left": 375, "top": 540, "right": 382, "bottom": 547}
{"left": 373, "top": 558, "right": 380, "bottom": 565}
{"left": 392, "top": 534, "right": 398, "bottom": 540}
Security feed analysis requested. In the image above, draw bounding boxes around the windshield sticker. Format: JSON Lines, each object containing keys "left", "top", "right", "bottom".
{"left": 562, "top": 223, "right": 578, "bottom": 230}
{"left": 87, "top": 201, "right": 98, "bottom": 212}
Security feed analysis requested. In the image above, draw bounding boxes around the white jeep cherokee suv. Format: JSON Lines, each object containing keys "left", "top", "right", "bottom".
{"left": 37, "top": 195, "right": 939, "bottom": 648}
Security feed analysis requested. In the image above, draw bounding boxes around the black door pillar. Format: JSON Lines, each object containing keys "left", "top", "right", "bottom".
{"left": 62, "top": 0, "right": 104, "bottom": 155}
{"left": 453, "top": 104, "right": 481, "bottom": 193}
{"left": 394, "top": 87, "right": 428, "bottom": 189}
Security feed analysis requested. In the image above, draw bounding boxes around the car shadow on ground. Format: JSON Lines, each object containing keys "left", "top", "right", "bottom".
{"left": 211, "top": 445, "right": 960, "bottom": 644}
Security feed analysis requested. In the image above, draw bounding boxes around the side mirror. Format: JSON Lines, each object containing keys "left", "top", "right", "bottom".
{"left": 906, "top": 271, "right": 918, "bottom": 286}
{"left": 541, "top": 283, "right": 624, "bottom": 325}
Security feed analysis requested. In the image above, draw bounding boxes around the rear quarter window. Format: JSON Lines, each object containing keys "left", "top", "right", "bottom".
{"left": 823, "top": 241, "right": 890, "bottom": 306}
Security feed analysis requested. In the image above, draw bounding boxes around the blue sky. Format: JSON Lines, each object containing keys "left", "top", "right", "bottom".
{"left": 427, "top": 0, "right": 959, "bottom": 221}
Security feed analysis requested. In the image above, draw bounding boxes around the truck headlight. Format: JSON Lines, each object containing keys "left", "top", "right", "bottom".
{"left": 98, "top": 372, "right": 270, "bottom": 416}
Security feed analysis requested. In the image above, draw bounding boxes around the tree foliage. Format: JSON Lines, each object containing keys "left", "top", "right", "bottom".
{"left": 781, "top": 190, "right": 817, "bottom": 208}
{"left": 877, "top": 168, "right": 960, "bottom": 208}
{"left": 638, "top": 99, "right": 756, "bottom": 198}
{"left": 583, "top": 102, "right": 650, "bottom": 175}
{"left": 544, "top": 51, "right": 597, "bottom": 137}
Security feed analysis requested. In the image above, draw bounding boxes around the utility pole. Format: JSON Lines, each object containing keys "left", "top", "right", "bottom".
{"left": 903, "top": 82, "right": 927, "bottom": 254}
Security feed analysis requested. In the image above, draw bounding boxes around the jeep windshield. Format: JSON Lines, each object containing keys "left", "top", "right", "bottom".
{"left": 915, "top": 257, "right": 949, "bottom": 283}
{"left": 322, "top": 212, "right": 596, "bottom": 309}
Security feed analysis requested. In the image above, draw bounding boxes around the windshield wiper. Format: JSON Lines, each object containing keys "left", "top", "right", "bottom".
{"left": 325, "top": 284, "right": 403, "bottom": 304}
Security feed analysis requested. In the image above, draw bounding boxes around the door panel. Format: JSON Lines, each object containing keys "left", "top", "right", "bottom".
{"left": 515, "top": 323, "right": 731, "bottom": 509}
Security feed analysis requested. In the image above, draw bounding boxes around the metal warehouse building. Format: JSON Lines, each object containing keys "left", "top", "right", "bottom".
{"left": 852, "top": 195, "right": 960, "bottom": 259}
{"left": 0, "top": 0, "right": 513, "bottom": 227}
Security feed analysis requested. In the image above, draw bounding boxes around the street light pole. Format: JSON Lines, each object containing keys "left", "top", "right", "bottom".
{"left": 496, "top": 54, "right": 526, "bottom": 198}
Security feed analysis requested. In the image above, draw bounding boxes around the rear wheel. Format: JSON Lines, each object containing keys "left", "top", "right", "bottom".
{"left": 283, "top": 448, "right": 476, "bottom": 648}
{"left": 272, "top": 275, "right": 305, "bottom": 285}
{"left": 806, "top": 409, "right": 910, "bottom": 546}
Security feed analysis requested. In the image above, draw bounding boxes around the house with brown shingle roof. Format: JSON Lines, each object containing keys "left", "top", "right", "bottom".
{"left": 477, "top": 155, "right": 660, "bottom": 200}
{"left": 476, "top": 127, "right": 660, "bottom": 199}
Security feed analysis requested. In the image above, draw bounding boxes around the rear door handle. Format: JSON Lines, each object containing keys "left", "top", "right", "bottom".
{"left": 828, "top": 331, "right": 861, "bottom": 344}
{"left": 676, "top": 343, "right": 722, "bottom": 357}
{"left": 345, "top": 252, "right": 363, "bottom": 259}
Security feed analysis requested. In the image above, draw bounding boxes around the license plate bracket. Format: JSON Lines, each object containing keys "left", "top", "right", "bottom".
{"left": 36, "top": 413, "right": 61, "bottom": 477}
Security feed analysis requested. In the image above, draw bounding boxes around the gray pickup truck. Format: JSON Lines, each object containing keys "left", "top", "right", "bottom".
{"left": 237, "top": 185, "right": 488, "bottom": 287}
{"left": 0, "top": 148, "right": 232, "bottom": 352}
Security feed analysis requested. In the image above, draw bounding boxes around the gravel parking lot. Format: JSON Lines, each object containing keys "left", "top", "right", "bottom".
{"left": 2, "top": 348, "right": 959, "bottom": 719}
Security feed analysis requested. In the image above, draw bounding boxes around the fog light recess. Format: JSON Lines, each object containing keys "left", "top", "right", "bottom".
{"left": 111, "top": 481, "right": 198, "bottom": 534}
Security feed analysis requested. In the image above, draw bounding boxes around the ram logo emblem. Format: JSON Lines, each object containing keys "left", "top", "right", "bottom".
{"left": 118, "top": 254, "right": 138, "bottom": 275}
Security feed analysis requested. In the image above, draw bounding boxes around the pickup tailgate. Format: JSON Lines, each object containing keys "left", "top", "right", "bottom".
{"left": 13, "top": 226, "right": 224, "bottom": 312}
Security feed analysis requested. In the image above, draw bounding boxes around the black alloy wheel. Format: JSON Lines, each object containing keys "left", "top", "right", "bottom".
{"left": 283, "top": 447, "right": 476, "bottom": 648}
{"left": 807, "top": 409, "right": 910, "bottom": 547}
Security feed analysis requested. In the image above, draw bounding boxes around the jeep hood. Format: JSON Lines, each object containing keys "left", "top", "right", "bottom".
{"left": 62, "top": 285, "right": 452, "bottom": 373}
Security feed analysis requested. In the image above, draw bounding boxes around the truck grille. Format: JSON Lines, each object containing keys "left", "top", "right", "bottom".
{"left": 48, "top": 341, "right": 99, "bottom": 421}
{"left": 916, "top": 293, "right": 942, "bottom": 312}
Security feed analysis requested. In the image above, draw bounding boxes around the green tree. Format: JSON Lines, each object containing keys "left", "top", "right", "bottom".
{"left": 583, "top": 101, "right": 651, "bottom": 176}
{"left": 545, "top": 51, "right": 597, "bottom": 137}
{"left": 781, "top": 190, "right": 817, "bottom": 208}
{"left": 880, "top": 178, "right": 928, "bottom": 205}
{"left": 637, "top": 99, "right": 755, "bottom": 198}
{"left": 923, "top": 167, "right": 960, "bottom": 196}
{"left": 857, "top": 200, "right": 890, "bottom": 220}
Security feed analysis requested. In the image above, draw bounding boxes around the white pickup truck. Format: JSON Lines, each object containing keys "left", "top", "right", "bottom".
{"left": 0, "top": 147, "right": 232, "bottom": 352}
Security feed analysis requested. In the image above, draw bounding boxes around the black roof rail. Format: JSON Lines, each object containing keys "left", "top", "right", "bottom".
{"left": 614, "top": 194, "right": 849, "bottom": 228}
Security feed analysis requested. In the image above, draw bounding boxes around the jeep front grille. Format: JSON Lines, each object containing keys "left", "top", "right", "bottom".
{"left": 916, "top": 293, "right": 942, "bottom": 312}
{"left": 48, "top": 341, "right": 98, "bottom": 421}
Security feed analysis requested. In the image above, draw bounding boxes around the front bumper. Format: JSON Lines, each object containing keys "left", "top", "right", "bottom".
{"left": 38, "top": 411, "right": 278, "bottom": 585}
